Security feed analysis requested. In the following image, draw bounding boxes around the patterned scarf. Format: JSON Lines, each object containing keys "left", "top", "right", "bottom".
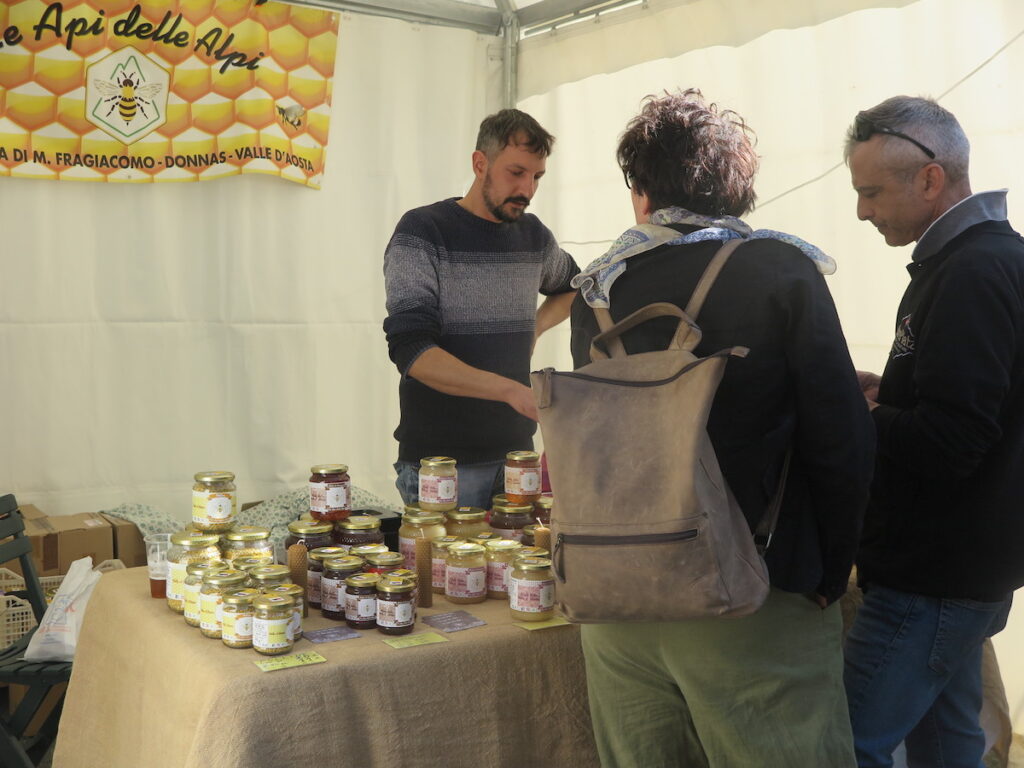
{"left": 571, "top": 207, "right": 837, "bottom": 308}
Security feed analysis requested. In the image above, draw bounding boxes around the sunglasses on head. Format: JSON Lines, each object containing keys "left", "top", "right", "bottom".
{"left": 853, "top": 112, "right": 935, "bottom": 159}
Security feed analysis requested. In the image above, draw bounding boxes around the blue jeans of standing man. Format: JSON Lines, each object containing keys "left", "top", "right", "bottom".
{"left": 843, "top": 584, "right": 1011, "bottom": 768}
{"left": 393, "top": 460, "right": 504, "bottom": 510}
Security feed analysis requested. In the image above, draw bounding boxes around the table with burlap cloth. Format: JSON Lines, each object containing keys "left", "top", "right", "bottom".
{"left": 52, "top": 568, "right": 600, "bottom": 768}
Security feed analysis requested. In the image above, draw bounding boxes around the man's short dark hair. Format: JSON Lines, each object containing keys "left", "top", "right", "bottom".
{"left": 617, "top": 89, "right": 759, "bottom": 217}
{"left": 476, "top": 109, "right": 555, "bottom": 159}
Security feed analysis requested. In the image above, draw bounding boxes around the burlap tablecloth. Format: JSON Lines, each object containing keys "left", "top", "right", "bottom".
{"left": 52, "top": 568, "right": 600, "bottom": 768}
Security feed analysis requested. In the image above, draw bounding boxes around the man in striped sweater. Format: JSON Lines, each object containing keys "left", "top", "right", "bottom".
{"left": 383, "top": 109, "right": 579, "bottom": 508}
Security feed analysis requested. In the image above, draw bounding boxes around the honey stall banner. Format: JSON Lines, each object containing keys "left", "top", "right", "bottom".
{"left": 0, "top": 0, "right": 338, "bottom": 187}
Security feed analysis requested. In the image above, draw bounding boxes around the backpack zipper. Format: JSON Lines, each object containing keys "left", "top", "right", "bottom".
{"left": 539, "top": 346, "right": 745, "bottom": 391}
{"left": 553, "top": 529, "right": 699, "bottom": 582}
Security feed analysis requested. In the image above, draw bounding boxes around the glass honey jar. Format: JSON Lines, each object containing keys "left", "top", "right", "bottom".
{"left": 191, "top": 471, "right": 237, "bottom": 532}
{"left": 320, "top": 555, "right": 365, "bottom": 620}
{"left": 199, "top": 570, "right": 247, "bottom": 639}
{"left": 183, "top": 559, "right": 228, "bottom": 627}
{"left": 253, "top": 594, "right": 295, "bottom": 655}
{"left": 534, "top": 493, "right": 553, "bottom": 525}
{"left": 334, "top": 516, "right": 384, "bottom": 551}
{"left": 221, "top": 526, "right": 272, "bottom": 563}
{"left": 490, "top": 501, "right": 534, "bottom": 543}
{"left": 376, "top": 576, "right": 415, "bottom": 636}
{"left": 504, "top": 450, "right": 542, "bottom": 504}
{"left": 284, "top": 519, "right": 334, "bottom": 552}
{"left": 265, "top": 583, "right": 305, "bottom": 640}
{"left": 444, "top": 542, "right": 487, "bottom": 604}
{"left": 418, "top": 457, "right": 458, "bottom": 512}
{"left": 221, "top": 588, "right": 259, "bottom": 649}
{"left": 430, "top": 536, "right": 463, "bottom": 594}
{"left": 485, "top": 539, "right": 523, "bottom": 600}
{"left": 307, "top": 547, "right": 348, "bottom": 609}
{"left": 364, "top": 551, "right": 404, "bottom": 576}
{"left": 509, "top": 557, "right": 555, "bottom": 622}
{"left": 345, "top": 573, "right": 380, "bottom": 630}
{"left": 309, "top": 464, "right": 351, "bottom": 522}
{"left": 167, "top": 531, "right": 222, "bottom": 614}
{"left": 445, "top": 507, "right": 489, "bottom": 540}
{"left": 399, "top": 506, "right": 448, "bottom": 571}
{"left": 248, "top": 564, "right": 291, "bottom": 590}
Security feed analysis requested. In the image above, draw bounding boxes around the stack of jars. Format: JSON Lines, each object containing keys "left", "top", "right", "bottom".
{"left": 313, "top": 552, "right": 418, "bottom": 636}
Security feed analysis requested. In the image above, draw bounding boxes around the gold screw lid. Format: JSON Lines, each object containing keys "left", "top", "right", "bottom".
{"left": 349, "top": 544, "right": 389, "bottom": 558}
{"left": 473, "top": 532, "right": 502, "bottom": 544}
{"left": 223, "top": 525, "right": 270, "bottom": 542}
{"left": 376, "top": 576, "right": 414, "bottom": 594}
{"left": 522, "top": 524, "right": 538, "bottom": 536}
{"left": 345, "top": 573, "right": 380, "bottom": 589}
{"left": 287, "top": 520, "right": 333, "bottom": 535}
{"left": 492, "top": 502, "right": 534, "bottom": 516}
{"left": 311, "top": 464, "right": 349, "bottom": 475}
{"left": 232, "top": 555, "right": 275, "bottom": 572}
{"left": 505, "top": 450, "right": 540, "bottom": 463}
{"left": 534, "top": 494, "right": 554, "bottom": 510}
{"left": 171, "top": 530, "right": 220, "bottom": 547}
{"left": 222, "top": 588, "right": 260, "bottom": 606}
{"left": 202, "top": 570, "right": 247, "bottom": 587}
{"left": 485, "top": 539, "right": 523, "bottom": 553}
{"left": 338, "top": 515, "right": 381, "bottom": 531}
{"left": 249, "top": 565, "right": 290, "bottom": 583}
{"left": 447, "top": 506, "right": 486, "bottom": 522}
{"left": 491, "top": 494, "right": 510, "bottom": 506}
{"left": 185, "top": 560, "right": 228, "bottom": 576}
{"left": 515, "top": 557, "right": 552, "bottom": 572}
{"left": 419, "top": 456, "right": 456, "bottom": 468}
{"left": 253, "top": 594, "right": 294, "bottom": 611}
{"left": 194, "top": 471, "right": 235, "bottom": 484}
{"left": 365, "top": 551, "right": 404, "bottom": 567}
{"left": 447, "top": 542, "right": 486, "bottom": 557}
{"left": 323, "top": 556, "right": 365, "bottom": 572}
{"left": 432, "top": 536, "right": 463, "bottom": 550}
{"left": 308, "top": 547, "right": 347, "bottom": 562}
{"left": 389, "top": 568, "right": 417, "bottom": 582}
{"left": 402, "top": 508, "right": 445, "bottom": 526}
{"left": 267, "top": 584, "right": 304, "bottom": 599}
{"left": 517, "top": 547, "right": 549, "bottom": 560}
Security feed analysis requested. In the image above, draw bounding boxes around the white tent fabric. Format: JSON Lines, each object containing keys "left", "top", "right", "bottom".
{"left": 2, "top": 0, "right": 1023, "bottom": 744}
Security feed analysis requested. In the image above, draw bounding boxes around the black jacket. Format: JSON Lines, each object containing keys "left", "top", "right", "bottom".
{"left": 570, "top": 228, "right": 875, "bottom": 604}
{"left": 858, "top": 192, "right": 1024, "bottom": 601}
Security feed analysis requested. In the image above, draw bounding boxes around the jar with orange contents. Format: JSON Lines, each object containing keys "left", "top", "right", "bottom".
{"left": 504, "top": 451, "right": 542, "bottom": 504}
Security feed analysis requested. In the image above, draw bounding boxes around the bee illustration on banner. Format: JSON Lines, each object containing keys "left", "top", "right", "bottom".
{"left": 276, "top": 103, "right": 307, "bottom": 131}
{"left": 94, "top": 71, "right": 164, "bottom": 125}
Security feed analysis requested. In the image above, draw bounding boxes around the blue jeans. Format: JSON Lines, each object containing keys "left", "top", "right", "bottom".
{"left": 393, "top": 460, "right": 504, "bottom": 509}
{"left": 843, "top": 584, "right": 1011, "bottom": 768}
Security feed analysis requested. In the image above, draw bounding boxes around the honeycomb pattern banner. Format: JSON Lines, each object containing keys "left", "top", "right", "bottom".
{"left": 0, "top": 0, "right": 339, "bottom": 188}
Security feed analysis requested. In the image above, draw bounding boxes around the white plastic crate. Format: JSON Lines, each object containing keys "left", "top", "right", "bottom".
{"left": 0, "top": 560, "right": 127, "bottom": 649}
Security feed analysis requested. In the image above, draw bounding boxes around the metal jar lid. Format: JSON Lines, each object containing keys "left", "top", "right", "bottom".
{"left": 171, "top": 530, "right": 220, "bottom": 548}
{"left": 514, "top": 557, "right": 552, "bottom": 572}
{"left": 253, "top": 594, "right": 294, "bottom": 611}
{"left": 376, "top": 576, "right": 414, "bottom": 594}
{"left": 447, "top": 507, "right": 486, "bottom": 522}
{"left": 419, "top": 456, "right": 456, "bottom": 469}
{"left": 224, "top": 526, "right": 270, "bottom": 542}
{"left": 194, "top": 471, "right": 234, "bottom": 484}
{"left": 311, "top": 464, "right": 349, "bottom": 476}
{"left": 365, "top": 552, "right": 404, "bottom": 567}
{"left": 202, "top": 570, "right": 247, "bottom": 588}
{"left": 401, "top": 508, "right": 445, "bottom": 526}
{"left": 505, "top": 450, "right": 540, "bottom": 463}
{"left": 447, "top": 542, "right": 486, "bottom": 558}
{"left": 287, "top": 520, "right": 333, "bottom": 536}
{"left": 308, "top": 547, "right": 347, "bottom": 562}
{"left": 345, "top": 573, "right": 380, "bottom": 589}
{"left": 485, "top": 539, "right": 523, "bottom": 553}
{"left": 186, "top": 560, "right": 228, "bottom": 576}
{"left": 222, "top": 588, "right": 260, "bottom": 606}
{"left": 338, "top": 516, "right": 381, "bottom": 531}
{"left": 248, "top": 565, "right": 290, "bottom": 583}
{"left": 322, "top": 556, "right": 365, "bottom": 572}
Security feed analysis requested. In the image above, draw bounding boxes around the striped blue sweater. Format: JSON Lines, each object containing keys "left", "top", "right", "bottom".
{"left": 383, "top": 198, "right": 578, "bottom": 463}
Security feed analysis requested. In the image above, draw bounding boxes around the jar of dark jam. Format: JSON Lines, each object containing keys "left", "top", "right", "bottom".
{"left": 364, "top": 551, "right": 404, "bottom": 576}
{"left": 334, "top": 515, "right": 385, "bottom": 551}
{"left": 490, "top": 502, "right": 534, "bottom": 543}
{"left": 320, "top": 556, "right": 364, "bottom": 620}
{"left": 521, "top": 525, "right": 538, "bottom": 547}
{"left": 504, "top": 450, "right": 542, "bottom": 504}
{"left": 376, "top": 576, "right": 415, "bottom": 636}
{"left": 533, "top": 493, "right": 553, "bottom": 525}
{"left": 307, "top": 547, "right": 347, "bottom": 609}
{"left": 284, "top": 519, "right": 334, "bottom": 552}
{"left": 345, "top": 573, "right": 379, "bottom": 630}
{"left": 309, "top": 464, "right": 351, "bottom": 522}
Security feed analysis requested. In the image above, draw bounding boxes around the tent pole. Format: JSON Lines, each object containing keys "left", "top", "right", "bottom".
{"left": 497, "top": 2, "right": 519, "bottom": 108}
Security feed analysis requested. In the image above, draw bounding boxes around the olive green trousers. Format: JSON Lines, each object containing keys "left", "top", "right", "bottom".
{"left": 580, "top": 588, "right": 856, "bottom": 768}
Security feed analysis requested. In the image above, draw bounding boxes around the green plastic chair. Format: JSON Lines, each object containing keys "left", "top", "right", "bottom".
{"left": 0, "top": 494, "right": 72, "bottom": 768}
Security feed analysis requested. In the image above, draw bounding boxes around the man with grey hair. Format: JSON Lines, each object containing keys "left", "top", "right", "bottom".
{"left": 383, "top": 109, "right": 578, "bottom": 508}
{"left": 843, "top": 95, "right": 1024, "bottom": 768}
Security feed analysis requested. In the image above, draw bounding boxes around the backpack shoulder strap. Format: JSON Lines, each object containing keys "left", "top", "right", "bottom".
{"left": 684, "top": 238, "right": 745, "bottom": 321}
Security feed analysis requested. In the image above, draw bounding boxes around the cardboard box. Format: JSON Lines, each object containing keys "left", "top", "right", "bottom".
{"left": 101, "top": 514, "right": 146, "bottom": 568}
{"left": 7, "top": 506, "right": 113, "bottom": 578}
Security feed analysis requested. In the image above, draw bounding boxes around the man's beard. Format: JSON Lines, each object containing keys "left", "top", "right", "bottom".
{"left": 483, "top": 173, "right": 530, "bottom": 222}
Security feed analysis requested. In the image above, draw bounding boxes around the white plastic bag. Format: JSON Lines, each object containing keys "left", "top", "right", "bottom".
{"left": 24, "top": 556, "right": 102, "bottom": 662}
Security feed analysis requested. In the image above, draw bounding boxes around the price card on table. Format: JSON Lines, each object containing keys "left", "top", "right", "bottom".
{"left": 515, "top": 617, "right": 571, "bottom": 631}
{"left": 381, "top": 632, "right": 449, "bottom": 650}
{"left": 304, "top": 626, "right": 362, "bottom": 643}
{"left": 253, "top": 651, "right": 327, "bottom": 672}
{"left": 420, "top": 610, "right": 487, "bottom": 633}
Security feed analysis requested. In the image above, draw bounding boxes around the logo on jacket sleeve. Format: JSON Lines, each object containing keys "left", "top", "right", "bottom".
{"left": 890, "top": 314, "right": 915, "bottom": 359}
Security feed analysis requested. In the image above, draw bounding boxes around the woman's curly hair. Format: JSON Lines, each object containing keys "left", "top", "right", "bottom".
{"left": 617, "top": 89, "right": 759, "bottom": 217}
